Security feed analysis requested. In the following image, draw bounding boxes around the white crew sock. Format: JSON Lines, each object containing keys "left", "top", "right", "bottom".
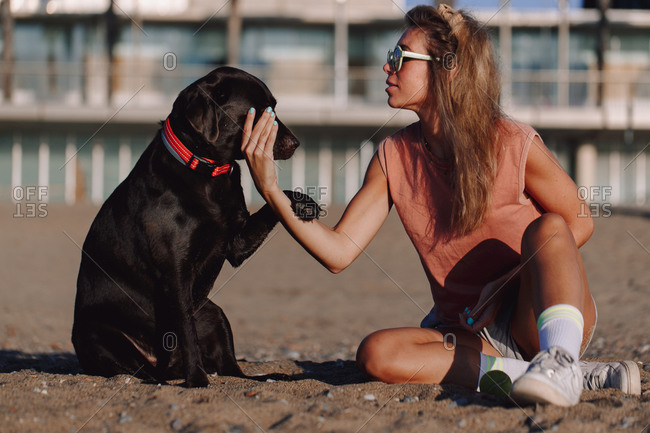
{"left": 478, "top": 353, "right": 530, "bottom": 389}
{"left": 537, "top": 304, "right": 584, "bottom": 361}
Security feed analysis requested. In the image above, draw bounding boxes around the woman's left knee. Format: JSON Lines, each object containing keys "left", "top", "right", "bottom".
{"left": 356, "top": 330, "right": 407, "bottom": 383}
{"left": 357, "top": 331, "right": 391, "bottom": 380}
{"left": 522, "top": 213, "right": 575, "bottom": 252}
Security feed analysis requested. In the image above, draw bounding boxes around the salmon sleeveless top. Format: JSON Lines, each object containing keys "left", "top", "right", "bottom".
{"left": 377, "top": 119, "right": 543, "bottom": 325}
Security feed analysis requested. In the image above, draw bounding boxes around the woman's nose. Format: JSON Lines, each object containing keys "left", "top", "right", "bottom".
{"left": 383, "top": 62, "right": 393, "bottom": 75}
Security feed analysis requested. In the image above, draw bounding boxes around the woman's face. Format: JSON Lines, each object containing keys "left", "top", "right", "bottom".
{"left": 384, "top": 27, "right": 431, "bottom": 114}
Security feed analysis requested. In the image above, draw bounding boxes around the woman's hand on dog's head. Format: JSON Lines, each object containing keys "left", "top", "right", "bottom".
{"left": 241, "top": 107, "right": 280, "bottom": 197}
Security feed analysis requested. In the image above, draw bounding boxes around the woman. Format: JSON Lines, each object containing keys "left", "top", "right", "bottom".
{"left": 240, "top": 5, "right": 640, "bottom": 406}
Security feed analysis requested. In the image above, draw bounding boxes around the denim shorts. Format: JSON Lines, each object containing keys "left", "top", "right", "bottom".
{"left": 420, "top": 296, "right": 598, "bottom": 361}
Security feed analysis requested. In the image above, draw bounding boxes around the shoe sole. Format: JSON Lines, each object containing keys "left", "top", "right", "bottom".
{"left": 619, "top": 360, "right": 641, "bottom": 396}
{"left": 510, "top": 375, "right": 579, "bottom": 407}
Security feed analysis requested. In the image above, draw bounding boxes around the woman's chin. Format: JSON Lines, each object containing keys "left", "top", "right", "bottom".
{"left": 386, "top": 97, "right": 401, "bottom": 109}
{"left": 387, "top": 99, "right": 415, "bottom": 112}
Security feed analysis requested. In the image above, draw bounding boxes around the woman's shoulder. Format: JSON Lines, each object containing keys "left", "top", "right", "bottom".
{"left": 498, "top": 117, "right": 539, "bottom": 145}
{"left": 381, "top": 122, "right": 421, "bottom": 151}
{"left": 495, "top": 118, "right": 542, "bottom": 175}
{"left": 377, "top": 122, "right": 421, "bottom": 173}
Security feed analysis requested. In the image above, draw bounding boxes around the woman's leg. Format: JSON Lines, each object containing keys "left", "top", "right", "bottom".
{"left": 356, "top": 326, "right": 501, "bottom": 389}
{"left": 509, "top": 213, "right": 597, "bottom": 406}
{"left": 510, "top": 213, "right": 596, "bottom": 359}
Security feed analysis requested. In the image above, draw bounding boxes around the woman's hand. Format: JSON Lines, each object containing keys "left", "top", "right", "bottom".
{"left": 459, "top": 281, "right": 502, "bottom": 333}
{"left": 241, "top": 107, "right": 280, "bottom": 197}
{"left": 459, "top": 267, "right": 519, "bottom": 333}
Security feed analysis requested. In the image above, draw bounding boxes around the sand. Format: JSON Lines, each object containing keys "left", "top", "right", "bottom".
{"left": 0, "top": 202, "right": 648, "bottom": 433}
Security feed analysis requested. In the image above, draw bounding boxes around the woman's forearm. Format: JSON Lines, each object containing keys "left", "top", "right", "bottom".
{"left": 241, "top": 107, "right": 390, "bottom": 273}
{"left": 262, "top": 184, "right": 358, "bottom": 273}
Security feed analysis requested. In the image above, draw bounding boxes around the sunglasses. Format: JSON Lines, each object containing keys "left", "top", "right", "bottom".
{"left": 387, "top": 45, "right": 440, "bottom": 72}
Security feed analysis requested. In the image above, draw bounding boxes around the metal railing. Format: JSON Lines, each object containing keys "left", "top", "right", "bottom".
{"left": 1, "top": 60, "right": 649, "bottom": 207}
{"left": 2, "top": 60, "right": 649, "bottom": 111}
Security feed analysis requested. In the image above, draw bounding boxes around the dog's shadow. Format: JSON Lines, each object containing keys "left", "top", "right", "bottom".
{"left": 0, "top": 350, "right": 81, "bottom": 374}
{"left": 0, "top": 351, "right": 365, "bottom": 386}
{"left": 241, "top": 359, "right": 366, "bottom": 386}
{"left": 292, "top": 360, "right": 367, "bottom": 385}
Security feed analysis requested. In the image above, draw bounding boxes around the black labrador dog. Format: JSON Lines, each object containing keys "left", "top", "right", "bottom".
{"left": 72, "top": 66, "right": 318, "bottom": 388}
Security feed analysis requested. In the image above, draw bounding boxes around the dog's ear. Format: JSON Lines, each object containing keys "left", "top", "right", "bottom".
{"left": 185, "top": 90, "right": 219, "bottom": 143}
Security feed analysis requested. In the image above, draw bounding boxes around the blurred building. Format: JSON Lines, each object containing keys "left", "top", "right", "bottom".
{"left": 1, "top": 0, "right": 649, "bottom": 207}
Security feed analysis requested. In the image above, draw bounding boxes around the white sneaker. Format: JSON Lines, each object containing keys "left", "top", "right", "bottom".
{"left": 510, "top": 346, "right": 582, "bottom": 407}
{"left": 581, "top": 360, "right": 641, "bottom": 395}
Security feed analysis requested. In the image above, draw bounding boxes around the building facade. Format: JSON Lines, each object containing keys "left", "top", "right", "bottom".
{"left": 1, "top": 0, "right": 649, "bottom": 207}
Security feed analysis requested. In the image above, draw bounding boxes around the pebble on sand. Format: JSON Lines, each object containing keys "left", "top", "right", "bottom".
{"left": 170, "top": 418, "right": 183, "bottom": 431}
{"left": 118, "top": 412, "right": 132, "bottom": 424}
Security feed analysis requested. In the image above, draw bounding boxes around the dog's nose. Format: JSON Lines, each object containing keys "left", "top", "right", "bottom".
{"left": 273, "top": 122, "right": 300, "bottom": 160}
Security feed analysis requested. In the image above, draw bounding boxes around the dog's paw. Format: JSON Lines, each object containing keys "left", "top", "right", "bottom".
{"left": 283, "top": 190, "right": 323, "bottom": 221}
{"left": 183, "top": 371, "right": 210, "bottom": 388}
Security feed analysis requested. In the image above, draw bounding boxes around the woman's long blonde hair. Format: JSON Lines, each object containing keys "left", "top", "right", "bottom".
{"left": 406, "top": 5, "right": 503, "bottom": 236}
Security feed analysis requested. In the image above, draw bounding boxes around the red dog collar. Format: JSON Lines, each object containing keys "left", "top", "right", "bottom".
{"left": 161, "top": 118, "right": 232, "bottom": 177}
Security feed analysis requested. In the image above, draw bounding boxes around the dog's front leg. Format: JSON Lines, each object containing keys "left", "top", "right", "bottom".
{"left": 226, "top": 203, "right": 277, "bottom": 267}
{"left": 227, "top": 190, "right": 320, "bottom": 267}
{"left": 160, "top": 277, "right": 210, "bottom": 388}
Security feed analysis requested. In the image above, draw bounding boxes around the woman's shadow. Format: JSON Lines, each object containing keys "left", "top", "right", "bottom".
{"left": 292, "top": 360, "right": 512, "bottom": 408}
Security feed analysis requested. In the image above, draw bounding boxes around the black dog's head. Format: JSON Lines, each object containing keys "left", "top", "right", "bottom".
{"left": 166, "top": 67, "right": 299, "bottom": 163}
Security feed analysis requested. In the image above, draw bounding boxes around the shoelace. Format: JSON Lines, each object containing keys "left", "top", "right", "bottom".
{"left": 530, "top": 348, "right": 575, "bottom": 378}
{"left": 583, "top": 364, "right": 611, "bottom": 389}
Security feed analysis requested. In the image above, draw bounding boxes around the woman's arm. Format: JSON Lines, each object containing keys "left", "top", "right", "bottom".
{"left": 241, "top": 107, "right": 392, "bottom": 273}
{"left": 524, "top": 135, "right": 594, "bottom": 247}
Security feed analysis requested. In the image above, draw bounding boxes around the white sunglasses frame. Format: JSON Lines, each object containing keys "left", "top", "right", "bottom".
{"left": 387, "top": 45, "right": 440, "bottom": 72}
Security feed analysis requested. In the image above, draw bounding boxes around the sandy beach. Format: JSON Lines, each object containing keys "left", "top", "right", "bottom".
{"left": 0, "top": 202, "right": 648, "bottom": 433}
